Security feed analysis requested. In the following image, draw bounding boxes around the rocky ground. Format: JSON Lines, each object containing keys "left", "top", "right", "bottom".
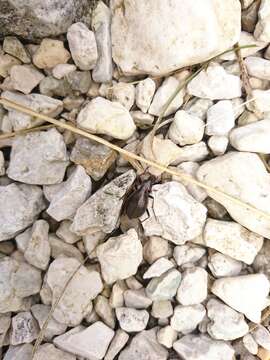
{"left": 1, "top": 0, "right": 270, "bottom": 359}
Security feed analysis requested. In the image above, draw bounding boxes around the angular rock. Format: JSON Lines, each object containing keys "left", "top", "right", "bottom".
{"left": 176, "top": 267, "right": 208, "bottom": 305}
{"left": 211, "top": 274, "right": 270, "bottom": 322}
{"left": 46, "top": 165, "right": 92, "bottom": 221}
{"left": 202, "top": 219, "right": 263, "bottom": 264}
{"left": 0, "top": 183, "right": 45, "bottom": 241}
{"left": 143, "top": 236, "right": 169, "bottom": 264}
{"left": 24, "top": 220, "right": 50, "bottom": 270}
{"left": 207, "top": 298, "right": 249, "bottom": 340}
{"left": 54, "top": 322, "right": 114, "bottom": 360}
{"left": 142, "top": 182, "right": 207, "bottom": 244}
{"left": 172, "top": 141, "right": 209, "bottom": 165}
{"left": 10, "top": 311, "right": 39, "bottom": 345}
{"left": 208, "top": 252, "right": 243, "bottom": 278}
{"left": 97, "top": 229, "right": 142, "bottom": 284}
{"left": 197, "top": 152, "right": 270, "bottom": 239}
{"left": 169, "top": 110, "right": 205, "bottom": 146}
{"left": 206, "top": 100, "right": 235, "bottom": 136}
{"left": 151, "top": 300, "right": 173, "bottom": 319}
{"left": 111, "top": 82, "right": 135, "bottom": 110}
{"left": 95, "top": 295, "right": 115, "bottom": 329}
{"left": 248, "top": 89, "right": 270, "bottom": 113}
{"left": 230, "top": 119, "right": 270, "bottom": 154}
{"left": 92, "top": 1, "right": 113, "bottom": 83}
{"left": 131, "top": 111, "right": 154, "bottom": 129}
{"left": 31, "top": 304, "right": 67, "bottom": 340}
{"left": 0, "top": 0, "right": 91, "bottom": 40}
{"left": 32, "top": 343, "right": 75, "bottom": 360}
{"left": 136, "top": 77, "right": 156, "bottom": 113}
{"left": 187, "top": 63, "right": 242, "bottom": 100}
{"left": 56, "top": 220, "right": 80, "bottom": 244}
{"left": 171, "top": 304, "right": 206, "bottom": 334}
{"left": 105, "top": 329, "right": 129, "bottom": 360}
{"left": 157, "top": 326, "right": 177, "bottom": 348}
{"left": 146, "top": 268, "right": 181, "bottom": 301}
{"left": 48, "top": 234, "right": 84, "bottom": 263}
{"left": 33, "top": 39, "right": 70, "bottom": 69}
{"left": 149, "top": 76, "right": 185, "bottom": 116}
{"left": 71, "top": 170, "right": 136, "bottom": 236}
{"left": 0, "top": 151, "right": 5, "bottom": 176}
{"left": 118, "top": 328, "right": 168, "bottom": 360}
{"left": 3, "top": 36, "right": 31, "bottom": 63}
{"left": 3, "top": 344, "right": 33, "bottom": 360}
{"left": 245, "top": 56, "right": 270, "bottom": 80}
{"left": 47, "top": 257, "right": 103, "bottom": 326}
{"left": 65, "top": 70, "right": 91, "bottom": 94}
{"left": 252, "top": 325, "right": 270, "bottom": 351}
{"left": 111, "top": 0, "right": 240, "bottom": 76}
{"left": 52, "top": 64, "right": 76, "bottom": 79}
{"left": 70, "top": 137, "right": 117, "bottom": 181}
{"left": 8, "top": 128, "right": 68, "bottom": 185}
{"left": 0, "top": 54, "right": 21, "bottom": 77}
{"left": 77, "top": 97, "right": 136, "bottom": 140}
{"left": 9, "top": 65, "right": 44, "bottom": 94}
{"left": 143, "top": 258, "right": 174, "bottom": 279}
{"left": 124, "top": 289, "right": 152, "bottom": 309}
{"left": 116, "top": 307, "right": 149, "bottom": 332}
{"left": 173, "top": 244, "right": 206, "bottom": 267}
{"left": 67, "top": 22, "right": 98, "bottom": 70}
{"left": 173, "top": 334, "right": 235, "bottom": 360}
{"left": 254, "top": 0, "right": 270, "bottom": 42}
{"left": 38, "top": 76, "right": 72, "bottom": 97}
{"left": 2, "top": 90, "right": 63, "bottom": 131}
{"left": 208, "top": 135, "right": 228, "bottom": 156}
{"left": 12, "top": 262, "right": 42, "bottom": 298}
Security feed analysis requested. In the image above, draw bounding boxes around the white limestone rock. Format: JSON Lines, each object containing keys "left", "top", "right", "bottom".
{"left": 47, "top": 257, "right": 103, "bottom": 326}
{"left": 111, "top": 0, "right": 240, "bottom": 76}
{"left": 3, "top": 36, "right": 31, "bottom": 64}
{"left": 2, "top": 91, "right": 63, "bottom": 131}
{"left": 105, "top": 329, "right": 129, "bottom": 360}
{"left": 197, "top": 152, "right": 270, "bottom": 239}
{"left": 56, "top": 220, "right": 81, "bottom": 244}
{"left": 97, "top": 229, "right": 142, "bottom": 284}
{"left": 143, "top": 236, "right": 169, "bottom": 264}
{"left": 95, "top": 295, "right": 115, "bottom": 329}
{"left": 52, "top": 64, "right": 76, "bottom": 79}
{"left": 252, "top": 324, "right": 270, "bottom": 351}
{"left": 142, "top": 182, "right": 207, "bottom": 244}
{"left": 173, "top": 334, "right": 235, "bottom": 360}
{"left": 176, "top": 267, "right": 208, "bottom": 305}
{"left": 92, "top": 1, "right": 113, "bottom": 83}
{"left": 245, "top": 56, "right": 270, "bottom": 80}
{"left": 124, "top": 289, "right": 152, "bottom": 309}
{"left": 33, "top": 39, "right": 70, "bottom": 69}
{"left": 146, "top": 268, "right": 181, "bottom": 301}
{"left": 254, "top": 0, "right": 270, "bottom": 42}
{"left": 67, "top": 22, "right": 97, "bottom": 70}
{"left": 10, "top": 311, "right": 39, "bottom": 345}
{"left": 173, "top": 244, "right": 206, "bottom": 267}
{"left": 3, "top": 344, "right": 33, "bottom": 360}
{"left": 143, "top": 258, "right": 174, "bottom": 279}
{"left": 77, "top": 97, "right": 136, "bottom": 140}
{"left": 187, "top": 63, "right": 242, "bottom": 100}
{"left": 151, "top": 300, "right": 173, "bottom": 319}
{"left": 148, "top": 76, "right": 184, "bottom": 116}
{"left": 230, "top": 119, "right": 270, "bottom": 154}
{"left": 54, "top": 322, "right": 114, "bottom": 360}
{"left": 23, "top": 220, "right": 50, "bottom": 270}
{"left": 71, "top": 170, "right": 136, "bottom": 236}
{"left": 46, "top": 165, "right": 92, "bottom": 221}
{"left": 211, "top": 274, "right": 270, "bottom": 322}
{"left": 203, "top": 219, "right": 263, "bottom": 265}
{"left": 157, "top": 326, "right": 177, "bottom": 349}
{"left": 208, "top": 252, "right": 243, "bottom": 278}
{"left": 171, "top": 304, "right": 206, "bottom": 334}
{"left": 207, "top": 298, "right": 249, "bottom": 340}
{"left": 118, "top": 328, "right": 168, "bottom": 360}
{"left": 111, "top": 82, "right": 135, "bottom": 110}
{"left": 116, "top": 307, "right": 149, "bottom": 332}
{"left": 12, "top": 261, "right": 42, "bottom": 298}
{"left": 131, "top": 111, "right": 154, "bottom": 129}
{"left": 8, "top": 128, "right": 68, "bottom": 185}
{"left": 135, "top": 77, "right": 156, "bottom": 113}
{"left": 48, "top": 234, "right": 84, "bottom": 263}
{"left": 168, "top": 110, "right": 205, "bottom": 146}
{"left": 9, "top": 65, "right": 44, "bottom": 94}
{"left": 206, "top": 100, "right": 235, "bottom": 136}
{"left": 0, "top": 151, "right": 5, "bottom": 176}
{"left": 172, "top": 142, "right": 209, "bottom": 165}
{"left": 0, "top": 183, "right": 45, "bottom": 241}
{"left": 208, "top": 136, "right": 228, "bottom": 156}
{"left": 32, "top": 343, "right": 75, "bottom": 360}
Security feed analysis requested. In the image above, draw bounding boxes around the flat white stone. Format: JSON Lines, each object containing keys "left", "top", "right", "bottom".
{"left": 142, "top": 182, "right": 207, "bottom": 244}
{"left": 206, "top": 100, "right": 235, "bottom": 136}
{"left": 207, "top": 298, "right": 249, "bottom": 340}
{"left": 56, "top": 220, "right": 81, "bottom": 244}
{"left": 203, "top": 219, "right": 263, "bottom": 264}
{"left": 148, "top": 76, "right": 184, "bottom": 116}
{"left": 46, "top": 166, "right": 92, "bottom": 221}
{"left": 146, "top": 268, "right": 181, "bottom": 301}
{"left": 3, "top": 344, "right": 33, "bottom": 360}
{"left": 0, "top": 183, "right": 45, "bottom": 241}
{"left": 197, "top": 152, "right": 270, "bottom": 239}
{"left": 211, "top": 274, "right": 270, "bottom": 322}
{"left": 230, "top": 119, "right": 270, "bottom": 154}
{"left": 187, "top": 63, "right": 242, "bottom": 100}
{"left": 67, "top": 22, "right": 98, "bottom": 70}
{"left": 54, "top": 322, "right": 114, "bottom": 360}
{"left": 172, "top": 142, "right": 209, "bottom": 165}
{"left": 254, "top": 0, "right": 270, "bottom": 42}
{"left": 124, "top": 289, "right": 152, "bottom": 309}
{"left": 243, "top": 334, "right": 258, "bottom": 355}
{"left": 10, "top": 65, "right": 44, "bottom": 94}
{"left": 176, "top": 267, "right": 208, "bottom": 305}
{"left": 171, "top": 304, "right": 206, "bottom": 334}
{"left": 135, "top": 77, "right": 156, "bottom": 113}
{"left": 33, "top": 39, "right": 70, "bottom": 69}
{"left": 173, "top": 334, "right": 235, "bottom": 360}
{"left": 48, "top": 234, "right": 84, "bottom": 263}
{"left": 116, "top": 307, "right": 149, "bottom": 332}
{"left": 31, "top": 343, "right": 75, "bottom": 360}
{"left": 169, "top": 110, "right": 205, "bottom": 146}
{"left": 111, "top": 0, "right": 240, "bottom": 76}
{"left": 208, "top": 252, "right": 243, "bottom": 278}
{"left": 8, "top": 128, "right": 68, "bottom": 185}
{"left": 77, "top": 97, "right": 136, "bottom": 140}
{"left": 95, "top": 295, "right": 115, "bottom": 329}
{"left": 10, "top": 311, "right": 39, "bottom": 345}
{"left": 252, "top": 324, "right": 270, "bottom": 351}
{"left": 47, "top": 257, "right": 103, "bottom": 326}
{"left": 71, "top": 170, "right": 136, "bottom": 236}
{"left": 105, "top": 329, "right": 129, "bottom": 360}
{"left": 97, "top": 229, "right": 142, "bottom": 284}
{"left": 143, "top": 258, "right": 174, "bottom": 279}
{"left": 12, "top": 262, "right": 42, "bottom": 298}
